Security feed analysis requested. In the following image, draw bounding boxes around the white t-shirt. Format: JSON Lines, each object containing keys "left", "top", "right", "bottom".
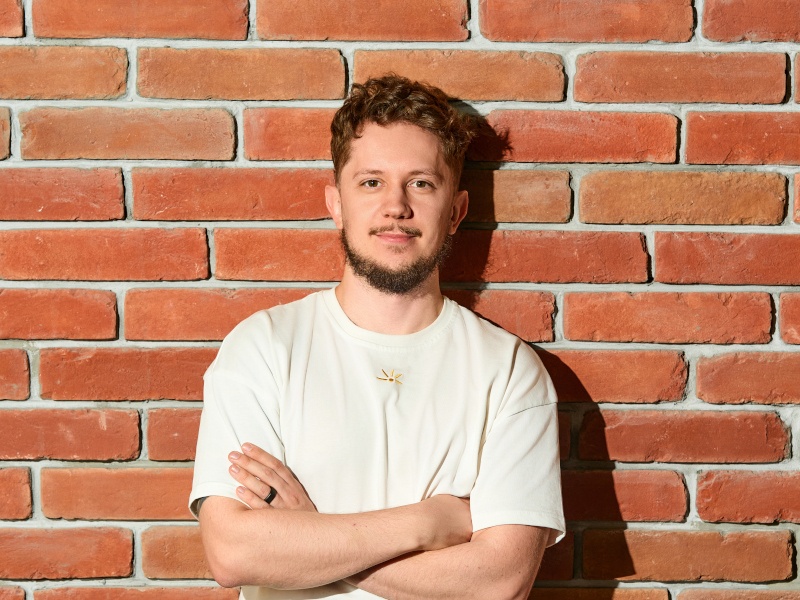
{"left": 190, "top": 289, "right": 564, "bottom": 600}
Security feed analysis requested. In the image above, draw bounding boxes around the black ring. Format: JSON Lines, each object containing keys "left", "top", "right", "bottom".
{"left": 264, "top": 486, "right": 278, "bottom": 504}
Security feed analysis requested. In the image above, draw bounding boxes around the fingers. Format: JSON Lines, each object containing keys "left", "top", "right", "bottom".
{"left": 228, "top": 453, "right": 289, "bottom": 509}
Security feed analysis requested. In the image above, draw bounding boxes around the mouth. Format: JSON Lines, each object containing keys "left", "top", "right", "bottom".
{"left": 370, "top": 225, "right": 422, "bottom": 244}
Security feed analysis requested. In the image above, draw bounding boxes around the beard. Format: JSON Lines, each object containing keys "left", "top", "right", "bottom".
{"left": 340, "top": 225, "right": 453, "bottom": 295}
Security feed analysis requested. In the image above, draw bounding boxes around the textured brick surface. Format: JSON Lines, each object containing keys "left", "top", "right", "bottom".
{"left": 0, "top": 349, "right": 29, "bottom": 400}
{"left": 0, "top": 588, "right": 24, "bottom": 600}
{"left": 697, "top": 353, "right": 800, "bottom": 405}
{"left": 703, "top": 0, "right": 800, "bottom": 41}
{"left": 535, "top": 592, "right": 668, "bottom": 600}
{"left": 444, "top": 290, "right": 554, "bottom": 342}
{"left": 680, "top": 591, "right": 800, "bottom": 600}
{"left": 537, "top": 531, "right": 574, "bottom": 580}
{"left": 244, "top": 108, "right": 335, "bottom": 161}
{"left": 0, "top": 108, "right": 9, "bottom": 160}
{"left": 0, "top": 468, "right": 31, "bottom": 520}
{"left": 781, "top": 294, "right": 800, "bottom": 343}
{"left": 0, "top": 0, "right": 23, "bottom": 36}
{"left": 36, "top": 589, "right": 239, "bottom": 600}
{"left": 141, "top": 526, "right": 210, "bottom": 579}
{"left": 697, "top": 471, "right": 800, "bottom": 524}
{"left": 460, "top": 170, "right": 571, "bottom": 223}
{"left": 147, "top": 408, "right": 201, "bottom": 461}
{"left": 687, "top": 113, "right": 800, "bottom": 165}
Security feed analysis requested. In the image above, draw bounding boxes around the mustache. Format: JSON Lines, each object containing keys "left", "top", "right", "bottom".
{"left": 369, "top": 225, "right": 422, "bottom": 236}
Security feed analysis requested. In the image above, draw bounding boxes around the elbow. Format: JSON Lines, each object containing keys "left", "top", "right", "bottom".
{"left": 204, "top": 541, "right": 247, "bottom": 589}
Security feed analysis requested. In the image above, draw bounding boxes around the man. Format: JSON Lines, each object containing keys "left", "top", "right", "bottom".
{"left": 190, "top": 74, "right": 565, "bottom": 600}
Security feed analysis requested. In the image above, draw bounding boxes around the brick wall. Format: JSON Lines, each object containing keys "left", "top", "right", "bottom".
{"left": 0, "top": 0, "right": 799, "bottom": 597}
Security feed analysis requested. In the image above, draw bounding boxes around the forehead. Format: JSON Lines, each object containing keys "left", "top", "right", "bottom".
{"left": 343, "top": 122, "right": 447, "bottom": 175}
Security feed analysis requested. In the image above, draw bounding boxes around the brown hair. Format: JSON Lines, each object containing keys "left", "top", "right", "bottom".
{"left": 330, "top": 74, "right": 477, "bottom": 185}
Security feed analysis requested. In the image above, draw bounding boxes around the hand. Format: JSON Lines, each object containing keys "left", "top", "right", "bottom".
{"left": 420, "top": 495, "right": 473, "bottom": 551}
{"left": 228, "top": 443, "right": 317, "bottom": 512}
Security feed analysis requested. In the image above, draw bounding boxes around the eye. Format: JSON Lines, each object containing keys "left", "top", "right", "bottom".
{"left": 361, "top": 179, "right": 381, "bottom": 188}
{"left": 410, "top": 180, "right": 434, "bottom": 189}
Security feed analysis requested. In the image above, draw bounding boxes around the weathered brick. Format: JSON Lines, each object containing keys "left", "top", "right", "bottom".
{"left": 687, "top": 112, "right": 800, "bottom": 165}
{"left": 0, "top": 528, "right": 132, "bottom": 579}
{"left": 0, "top": 409, "right": 139, "bottom": 460}
{"left": 796, "top": 176, "right": 800, "bottom": 221}
{"left": 680, "top": 590, "right": 800, "bottom": 600}
{"left": 244, "top": 108, "right": 334, "bottom": 161}
{"left": 470, "top": 111, "right": 677, "bottom": 163}
{"left": 42, "top": 468, "right": 193, "bottom": 520}
{"left": 697, "top": 352, "right": 800, "bottom": 405}
{"left": 0, "top": 588, "right": 24, "bottom": 600}
{"left": 0, "top": 108, "right": 9, "bottom": 160}
{"left": 132, "top": 168, "right": 332, "bottom": 221}
{"left": 460, "top": 170, "right": 571, "bottom": 223}
{"left": 656, "top": 233, "right": 800, "bottom": 285}
{"left": 535, "top": 591, "right": 668, "bottom": 600}
{"left": 0, "top": 168, "right": 124, "bottom": 220}
{"left": 0, "top": 349, "right": 28, "bottom": 400}
{"left": 354, "top": 50, "right": 564, "bottom": 101}
{"left": 20, "top": 108, "right": 235, "bottom": 160}
{"left": 781, "top": 293, "right": 800, "bottom": 343}
{"left": 33, "top": 0, "right": 248, "bottom": 39}
{"left": 142, "top": 526, "right": 210, "bottom": 579}
{"left": 579, "top": 410, "right": 788, "bottom": 463}
{"left": 0, "top": 0, "right": 23, "bottom": 36}
{"left": 703, "top": 0, "right": 800, "bottom": 41}
{"left": 138, "top": 48, "right": 344, "bottom": 100}
{"left": 257, "top": 0, "right": 467, "bottom": 41}
{"left": 444, "top": 290, "right": 554, "bottom": 342}
{"left": 563, "top": 292, "right": 772, "bottom": 344}
{"left": 537, "top": 531, "right": 574, "bottom": 581}
{"left": 575, "top": 52, "right": 786, "bottom": 104}
{"left": 0, "top": 228, "right": 208, "bottom": 281}
{"left": 147, "top": 408, "right": 201, "bottom": 461}
{"left": 562, "top": 470, "right": 686, "bottom": 522}
{"left": 36, "top": 588, "right": 238, "bottom": 600}
{"left": 580, "top": 171, "right": 786, "bottom": 225}
{"left": 538, "top": 350, "right": 686, "bottom": 404}
{"left": 698, "top": 471, "right": 800, "bottom": 524}
{"left": 40, "top": 347, "right": 215, "bottom": 401}
{"left": 0, "top": 46, "right": 126, "bottom": 99}
{"left": 583, "top": 530, "right": 792, "bottom": 582}
{"left": 0, "top": 469, "right": 31, "bottom": 520}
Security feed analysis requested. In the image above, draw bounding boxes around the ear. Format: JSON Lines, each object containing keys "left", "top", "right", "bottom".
{"left": 448, "top": 189, "right": 469, "bottom": 235}
{"left": 325, "top": 184, "right": 343, "bottom": 230}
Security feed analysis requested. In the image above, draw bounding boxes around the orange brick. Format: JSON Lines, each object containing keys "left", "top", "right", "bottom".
{"left": 704, "top": 0, "right": 800, "bottom": 41}
{"left": 42, "top": 468, "right": 192, "bottom": 520}
{"left": 0, "top": 349, "right": 28, "bottom": 400}
{"left": 0, "top": 0, "right": 23, "bottom": 36}
{"left": 796, "top": 176, "right": 800, "bottom": 222}
{"left": 354, "top": 50, "right": 564, "bottom": 101}
{"left": 0, "top": 469, "right": 30, "bottom": 520}
{"left": 0, "top": 46, "right": 126, "bottom": 99}
{"left": 0, "top": 228, "right": 208, "bottom": 281}
{"left": 470, "top": 111, "right": 677, "bottom": 163}
{"left": 257, "top": 0, "right": 467, "bottom": 41}
{"left": 132, "top": 168, "right": 332, "bottom": 221}
{"left": 697, "top": 352, "right": 800, "bottom": 405}
{"left": 33, "top": 0, "right": 248, "bottom": 39}
{"left": 147, "top": 408, "right": 201, "bottom": 461}
{"left": 460, "top": 170, "right": 571, "bottom": 223}
{"left": 0, "top": 409, "right": 139, "bottom": 460}
{"left": 687, "top": 112, "right": 800, "bottom": 165}
{"left": 142, "top": 526, "right": 210, "bottom": 579}
{"left": 538, "top": 350, "right": 686, "bottom": 404}
{"left": 0, "top": 108, "right": 9, "bottom": 160}
{"left": 580, "top": 171, "right": 786, "bottom": 225}
{"left": 36, "top": 588, "right": 238, "bottom": 600}
{"left": 537, "top": 531, "right": 574, "bottom": 580}
{"left": 535, "top": 591, "right": 668, "bottom": 600}
{"left": 244, "top": 108, "right": 334, "bottom": 161}
{"left": 579, "top": 410, "right": 788, "bottom": 463}
{"left": 0, "top": 588, "right": 24, "bottom": 600}
{"left": 0, "top": 528, "right": 132, "bottom": 579}
{"left": 680, "top": 590, "right": 800, "bottom": 600}
{"left": 563, "top": 292, "right": 772, "bottom": 344}
{"left": 575, "top": 52, "right": 786, "bottom": 104}
{"left": 138, "top": 48, "right": 344, "bottom": 100}
{"left": 781, "top": 293, "right": 800, "bottom": 343}
{"left": 20, "top": 108, "right": 234, "bottom": 160}
{"left": 656, "top": 233, "right": 800, "bottom": 285}
{"left": 698, "top": 471, "right": 800, "bottom": 524}
{"left": 583, "top": 530, "right": 792, "bottom": 582}
{"left": 0, "top": 168, "right": 124, "bottom": 220}
{"left": 40, "top": 347, "right": 215, "bottom": 401}
{"left": 480, "top": 0, "right": 693, "bottom": 42}
{"left": 444, "top": 290, "right": 554, "bottom": 342}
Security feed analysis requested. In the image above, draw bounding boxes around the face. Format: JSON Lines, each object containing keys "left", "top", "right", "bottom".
{"left": 326, "top": 122, "right": 468, "bottom": 295}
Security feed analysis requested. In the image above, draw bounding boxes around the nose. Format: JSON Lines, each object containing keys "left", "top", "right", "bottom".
{"left": 382, "top": 184, "right": 413, "bottom": 220}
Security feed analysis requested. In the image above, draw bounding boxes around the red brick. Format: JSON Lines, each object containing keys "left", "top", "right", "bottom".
{"left": 0, "top": 228, "right": 208, "bottom": 281}
{"left": 680, "top": 591, "right": 800, "bottom": 600}
{"left": 33, "top": 0, "right": 248, "bottom": 39}
{"left": 687, "top": 112, "right": 800, "bottom": 165}
{"left": 20, "top": 108, "right": 234, "bottom": 160}
{"left": 580, "top": 171, "right": 786, "bottom": 225}
{"left": 697, "top": 352, "right": 800, "bottom": 405}
{"left": 0, "top": 469, "right": 30, "bottom": 520}
{"left": 132, "top": 168, "right": 332, "bottom": 221}
{"left": 0, "top": 349, "right": 28, "bottom": 400}
{"left": 147, "top": 408, "right": 201, "bottom": 461}
{"left": 579, "top": 410, "right": 788, "bottom": 463}
{"left": 537, "top": 530, "right": 573, "bottom": 580}
{"left": 0, "top": 46, "right": 126, "bottom": 99}
{"left": 257, "top": 0, "right": 467, "bottom": 41}
{"left": 0, "top": 0, "right": 23, "bottom": 36}
{"left": 558, "top": 412, "right": 570, "bottom": 459}
{"left": 139, "top": 48, "right": 343, "bottom": 101}
{"left": 42, "top": 468, "right": 193, "bottom": 520}
{"left": 538, "top": 350, "right": 686, "bottom": 404}
{"left": 0, "top": 168, "right": 124, "bottom": 220}
{"left": 583, "top": 529, "right": 792, "bottom": 582}
{"left": 562, "top": 470, "right": 686, "bottom": 522}
{"left": 781, "top": 294, "right": 800, "bottom": 343}
{"left": 704, "top": 0, "right": 800, "bottom": 41}
{"left": 0, "top": 409, "right": 139, "bottom": 460}
{"left": 564, "top": 292, "right": 771, "bottom": 344}
{"left": 796, "top": 176, "right": 800, "bottom": 221}
{"left": 470, "top": 111, "right": 677, "bottom": 163}
{"left": 480, "top": 0, "right": 693, "bottom": 42}
{"left": 0, "top": 108, "right": 9, "bottom": 160}
{"left": 40, "top": 347, "right": 215, "bottom": 401}
{"left": 698, "top": 471, "right": 800, "bottom": 524}
{"left": 575, "top": 52, "right": 786, "bottom": 104}
{"left": 0, "top": 528, "right": 132, "bottom": 579}
{"left": 244, "top": 108, "right": 334, "bottom": 161}
{"left": 535, "top": 592, "right": 668, "bottom": 600}
{"left": 0, "top": 588, "right": 24, "bottom": 600}
{"left": 354, "top": 50, "right": 564, "bottom": 101}
{"left": 444, "top": 290, "right": 554, "bottom": 342}
{"left": 36, "top": 588, "right": 238, "bottom": 600}
{"left": 460, "top": 170, "right": 571, "bottom": 223}
{"left": 141, "top": 526, "right": 210, "bottom": 579}
{"left": 656, "top": 232, "right": 800, "bottom": 285}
